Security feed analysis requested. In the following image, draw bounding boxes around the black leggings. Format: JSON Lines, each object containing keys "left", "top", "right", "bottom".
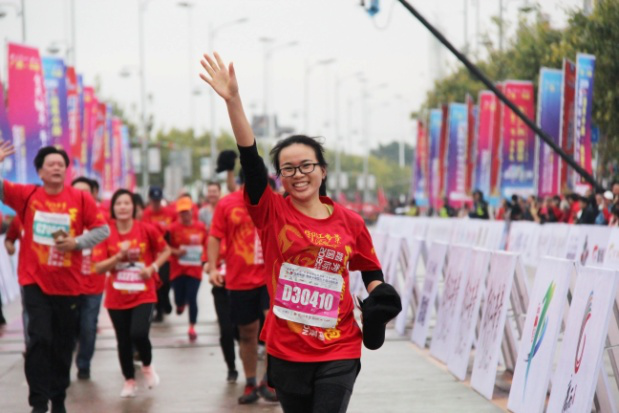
{"left": 171, "top": 275, "right": 201, "bottom": 324}
{"left": 211, "top": 286, "right": 236, "bottom": 371}
{"left": 268, "top": 356, "right": 360, "bottom": 413}
{"left": 108, "top": 303, "right": 154, "bottom": 380}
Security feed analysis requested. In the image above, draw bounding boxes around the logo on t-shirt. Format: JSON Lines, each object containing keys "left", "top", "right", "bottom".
{"left": 304, "top": 230, "right": 341, "bottom": 248}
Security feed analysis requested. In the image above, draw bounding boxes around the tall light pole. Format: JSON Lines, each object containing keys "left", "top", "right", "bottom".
{"left": 304, "top": 58, "right": 335, "bottom": 134}
{"left": 334, "top": 71, "right": 363, "bottom": 199}
{"left": 177, "top": 1, "right": 195, "bottom": 137}
{"left": 208, "top": 17, "right": 248, "bottom": 178}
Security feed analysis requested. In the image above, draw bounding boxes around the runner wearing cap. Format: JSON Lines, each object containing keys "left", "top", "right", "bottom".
{"left": 93, "top": 189, "right": 171, "bottom": 398}
{"left": 0, "top": 144, "right": 110, "bottom": 413}
{"left": 168, "top": 196, "right": 208, "bottom": 341}
{"left": 142, "top": 186, "right": 175, "bottom": 321}
{"left": 200, "top": 53, "right": 401, "bottom": 413}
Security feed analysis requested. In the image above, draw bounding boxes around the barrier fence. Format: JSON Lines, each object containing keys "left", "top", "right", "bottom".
{"left": 363, "top": 215, "right": 619, "bottom": 413}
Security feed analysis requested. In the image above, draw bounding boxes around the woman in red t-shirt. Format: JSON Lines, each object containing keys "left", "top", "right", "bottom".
{"left": 93, "top": 189, "right": 171, "bottom": 398}
{"left": 200, "top": 53, "right": 401, "bottom": 412}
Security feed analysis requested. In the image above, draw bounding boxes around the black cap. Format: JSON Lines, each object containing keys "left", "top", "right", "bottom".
{"left": 360, "top": 283, "right": 402, "bottom": 350}
{"left": 148, "top": 186, "right": 163, "bottom": 201}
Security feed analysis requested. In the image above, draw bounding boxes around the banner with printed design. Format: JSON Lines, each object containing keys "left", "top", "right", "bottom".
{"left": 499, "top": 81, "right": 536, "bottom": 199}
{"left": 536, "top": 68, "right": 563, "bottom": 198}
{"left": 413, "top": 119, "right": 428, "bottom": 205}
{"left": 573, "top": 53, "right": 595, "bottom": 191}
{"left": 428, "top": 109, "right": 442, "bottom": 208}
{"left": 7, "top": 43, "right": 50, "bottom": 185}
{"left": 603, "top": 227, "right": 619, "bottom": 270}
{"left": 471, "top": 251, "right": 518, "bottom": 400}
{"left": 445, "top": 103, "right": 468, "bottom": 204}
{"left": 66, "top": 66, "right": 80, "bottom": 179}
{"left": 474, "top": 91, "right": 496, "bottom": 196}
{"left": 411, "top": 242, "right": 448, "bottom": 348}
{"left": 121, "top": 125, "right": 135, "bottom": 190}
{"left": 447, "top": 248, "right": 491, "bottom": 380}
{"left": 438, "top": 104, "right": 448, "bottom": 202}
{"left": 90, "top": 102, "right": 106, "bottom": 181}
{"left": 507, "top": 257, "right": 573, "bottom": 413}
{"left": 82, "top": 86, "right": 96, "bottom": 176}
{"left": 579, "top": 225, "right": 611, "bottom": 267}
{"left": 465, "top": 95, "right": 475, "bottom": 195}
{"left": 111, "top": 117, "right": 123, "bottom": 190}
{"left": 547, "top": 266, "right": 618, "bottom": 413}
{"left": 559, "top": 59, "right": 576, "bottom": 192}
{"left": 430, "top": 245, "right": 471, "bottom": 363}
{"left": 394, "top": 238, "right": 424, "bottom": 335}
{"left": 42, "top": 56, "right": 68, "bottom": 149}
{"left": 102, "top": 105, "right": 113, "bottom": 198}
{"left": 0, "top": 80, "right": 13, "bottom": 181}
{"left": 490, "top": 84, "right": 503, "bottom": 197}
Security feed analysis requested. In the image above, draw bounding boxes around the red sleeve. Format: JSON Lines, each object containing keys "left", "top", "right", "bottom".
{"left": 348, "top": 218, "right": 382, "bottom": 272}
{"left": 209, "top": 199, "right": 227, "bottom": 239}
{"left": 2, "top": 181, "right": 36, "bottom": 220}
{"left": 82, "top": 191, "right": 107, "bottom": 230}
{"left": 92, "top": 237, "right": 110, "bottom": 263}
{"left": 146, "top": 223, "right": 167, "bottom": 257}
{"left": 5, "top": 216, "right": 22, "bottom": 242}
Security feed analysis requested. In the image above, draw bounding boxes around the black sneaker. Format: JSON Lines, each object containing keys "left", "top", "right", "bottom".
{"left": 51, "top": 402, "right": 66, "bottom": 413}
{"left": 238, "top": 384, "right": 259, "bottom": 404}
{"left": 226, "top": 370, "right": 238, "bottom": 383}
{"left": 77, "top": 368, "right": 90, "bottom": 380}
{"left": 31, "top": 406, "right": 48, "bottom": 413}
{"left": 258, "top": 381, "right": 278, "bottom": 402}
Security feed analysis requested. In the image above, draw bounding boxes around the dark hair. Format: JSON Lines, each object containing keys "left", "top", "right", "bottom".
{"left": 206, "top": 181, "right": 221, "bottom": 190}
{"left": 133, "top": 193, "right": 145, "bottom": 210}
{"left": 34, "top": 146, "right": 70, "bottom": 171}
{"left": 90, "top": 179, "right": 100, "bottom": 193}
{"left": 71, "top": 177, "right": 95, "bottom": 194}
{"left": 270, "top": 135, "right": 328, "bottom": 196}
{"left": 110, "top": 189, "right": 136, "bottom": 220}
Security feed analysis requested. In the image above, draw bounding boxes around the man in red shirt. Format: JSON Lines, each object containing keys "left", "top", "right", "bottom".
{"left": 0, "top": 144, "right": 109, "bottom": 413}
{"left": 142, "top": 186, "right": 175, "bottom": 321}
{"left": 208, "top": 176, "right": 277, "bottom": 405}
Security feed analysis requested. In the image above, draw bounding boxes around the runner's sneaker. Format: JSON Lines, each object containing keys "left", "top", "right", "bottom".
{"left": 120, "top": 379, "right": 137, "bottom": 398}
{"left": 77, "top": 368, "right": 90, "bottom": 380}
{"left": 142, "top": 365, "right": 160, "bottom": 388}
{"left": 258, "top": 381, "right": 278, "bottom": 402}
{"left": 176, "top": 305, "right": 186, "bottom": 315}
{"left": 226, "top": 370, "right": 238, "bottom": 383}
{"left": 188, "top": 326, "right": 197, "bottom": 342}
{"left": 238, "top": 384, "right": 259, "bottom": 404}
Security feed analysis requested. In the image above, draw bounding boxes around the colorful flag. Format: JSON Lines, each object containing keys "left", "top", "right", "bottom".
{"left": 465, "top": 95, "right": 475, "bottom": 195}
{"left": 445, "top": 103, "right": 468, "bottom": 204}
{"left": 42, "top": 56, "right": 69, "bottom": 149}
{"left": 102, "top": 105, "right": 114, "bottom": 198}
{"left": 536, "top": 68, "right": 563, "bottom": 198}
{"left": 573, "top": 53, "right": 595, "bottom": 191}
{"left": 82, "top": 87, "right": 97, "bottom": 176}
{"left": 66, "top": 66, "right": 80, "bottom": 177}
{"left": 438, "top": 104, "right": 448, "bottom": 201}
{"left": 428, "top": 109, "right": 442, "bottom": 208}
{"left": 499, "top": 81, "right": 536, "bottom": 199}
{"left": 474, "top": 91, "right": 497, "bottom": 196}
{"left": 559, "top": 59, "right": 576, "bottom": 192}
{"left": 0, "top": 80, "right": 13, "bottom": 181}
{"left": 490, "top": 84, "right": 503, "bottom": 198}
{"left": 7, "top": 43, "right": 50, "bottom": 184}
{"left": 413, "top": 119, "right": 428, "bottom": 204}
{"left": 112, "top": 117, "right": 123, "bottom": 190}
{"left": 91, "top": 102, "right": 106, "bottom": 180}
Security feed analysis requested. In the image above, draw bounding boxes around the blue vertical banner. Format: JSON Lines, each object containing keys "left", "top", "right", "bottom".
{"left": 428, "top": 109, "right": 442, "bottom": 209}
{"left": 536, "top": 68, "right": 563, "bottom": 198}
{"left": 445, "top": 103, "right": 468, "bottom": 204}
{"left": 573, "top": 53, "right": 595, "bottom": 191}
{"left": 42, "top": 57, "right": 69, "bottom": 149}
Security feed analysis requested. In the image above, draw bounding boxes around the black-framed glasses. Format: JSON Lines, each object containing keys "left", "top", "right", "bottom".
{"left": 278, "top": 163, "right": 320, "bottom": 178}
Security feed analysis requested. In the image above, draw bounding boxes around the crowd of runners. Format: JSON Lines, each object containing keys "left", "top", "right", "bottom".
{"left": 0, "top": 52, "right": 401, "bottom": 413}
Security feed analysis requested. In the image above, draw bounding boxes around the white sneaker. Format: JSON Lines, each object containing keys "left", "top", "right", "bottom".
{"left": 142, "top": 365, "right": 160, "bottom": 389}
{"left": 120, "top": 379, "right": 137, "bottom": 398}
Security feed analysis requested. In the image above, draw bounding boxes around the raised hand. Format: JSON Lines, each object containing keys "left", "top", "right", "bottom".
{"left": 0, "top": 140, "right": 15, "bottom": 163}
{"left": 199, "top": 52, "right": 238, "bottom": 101}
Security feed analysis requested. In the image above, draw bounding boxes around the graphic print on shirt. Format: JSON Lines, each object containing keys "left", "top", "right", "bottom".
{"left": 29, "top": 198, "right": 78, "bottom": 267}
{"left": 230, "top": 206, "right": 263, "bottom": 265}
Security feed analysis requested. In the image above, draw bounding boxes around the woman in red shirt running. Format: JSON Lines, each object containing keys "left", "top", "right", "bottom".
{"left": 200, "top": 53, "right": 401, "bottom": 413}
{"left": 93, "top": 189, "right": 171, "bottom": 398}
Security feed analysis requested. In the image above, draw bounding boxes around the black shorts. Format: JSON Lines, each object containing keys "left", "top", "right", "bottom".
{"left": 229, "top": 285, "right": 269, "bottom": 326}
{"left": 267, "top": 355, "right": 361, "bottom": 395}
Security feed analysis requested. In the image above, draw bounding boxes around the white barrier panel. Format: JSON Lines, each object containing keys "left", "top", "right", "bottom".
{"left": 411, "top": 242, "right": 448, "bottom": 348}
{"left": 506, "top": 221, "right": 541, "bottom": 267}
{"left": 545, "top": 223, "right": 571, "bottom": 258}
{"left": 447, "top": 248, "right": 492, "bottom": 381}
{"left": 580, "top": 224, "right": 611, "bottom": 267}
{"left": 507, "top": 257, "right": 573, "bottom": 413}
{"left": 564, "top": 225, "right": 586, "bottom": 263}
{"left": 471, "top": 251, "right": 519, "bottom": 400}
{"left": 483, "top": 221, "right": 507, "bottom": 250}
{"left": 425, "top": 219, "right": 454, "bottom": 245}
{"left": 394, "top": 238, "right": 424, "bottom": 336}
{"left": 382, "top": 235, "right": 403, "bottom": 286}
{"left": 0, "top": 235, "right": 20, "bottom": 305}
{"left": 430, "top": 245, "right": 471, "bottom": 363}
{"left": 547, "top": 266, "right": 619, "bottom": 413}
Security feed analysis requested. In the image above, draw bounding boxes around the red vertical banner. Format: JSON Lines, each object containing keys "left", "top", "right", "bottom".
{"left": 102, "top": 106, "right": 113, "bottom": 198}
{"left": 413, "top": 119, "right": 428, "bottom": 204}
{"left": 112, "top": 117, "right": 123, "bottom": 190}
{"left": 65, "top": 66, "right": 79, "bottom": 182}
{"left": 465, "top": 94, "right": 475, "bottom": 195}
{"left": 91, "top": 102, "right": 106, "bottom": 181}
{"left": 474, "top": 91, "right": 496, "bottom": 196}
{"left": 559, "top": 59, "right": 576, "bottom": 192}
{"left": 438, "top": 104, "right": 448, "bottom": 201}
{"left": 490, "top": 84, "right": 503, "bottom": 197}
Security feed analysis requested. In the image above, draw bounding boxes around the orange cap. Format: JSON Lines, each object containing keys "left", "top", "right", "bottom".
{"left": 176, "top": 197, "right": 193, "bottom": 212}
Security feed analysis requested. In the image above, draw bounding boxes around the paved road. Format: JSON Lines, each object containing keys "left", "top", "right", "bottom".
{"left": 0, "top": 286, "right": 505, "bottom": 413}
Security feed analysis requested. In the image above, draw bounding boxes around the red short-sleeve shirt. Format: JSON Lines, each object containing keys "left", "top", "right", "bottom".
{"left": 2, "top": 181, "right": 107, "bottom": 296}
{"left": 245, "top": 186, "right": 381, "bottom": 362}
{"left": 168, "top": 220, "right": 208, "bottom": 281}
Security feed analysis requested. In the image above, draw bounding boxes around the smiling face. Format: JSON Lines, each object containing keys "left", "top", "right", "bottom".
{"left": 38, "top": 153, "right": 67, "bottom": 185}
{"left": 113, "top": 194, "right": 135, "bottom": 222}
{"left": 278, "top": 143, "right": 325, "bottom": 204}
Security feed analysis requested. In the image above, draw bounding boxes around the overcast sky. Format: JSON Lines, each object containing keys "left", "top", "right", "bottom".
{"left": 0, "top": 0, "right": 583, "bottom": 154}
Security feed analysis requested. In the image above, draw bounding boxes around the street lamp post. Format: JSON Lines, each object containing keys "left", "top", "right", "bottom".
{"left": 208, "top": 17, "right": 248, "bottom": 178}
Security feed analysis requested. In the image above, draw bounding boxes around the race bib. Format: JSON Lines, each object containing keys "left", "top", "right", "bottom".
{"left": 273, "top": 262, "right": 343, "bottom": 328}
{"left": 113, "top": 263, "right": 146, "bottom": 291}
{"left": 33, "top": 211, "right": 71, "bottom": 246}
{"left": 179, "top": 245, "right": 203, "bottom": 266}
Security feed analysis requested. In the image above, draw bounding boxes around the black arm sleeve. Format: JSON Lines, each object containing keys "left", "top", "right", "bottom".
{"left": 361, "top": 269, "right": 385, "bottom": 289}
{"left": 238, "top": 141, "right": 269, "bottom": 205}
